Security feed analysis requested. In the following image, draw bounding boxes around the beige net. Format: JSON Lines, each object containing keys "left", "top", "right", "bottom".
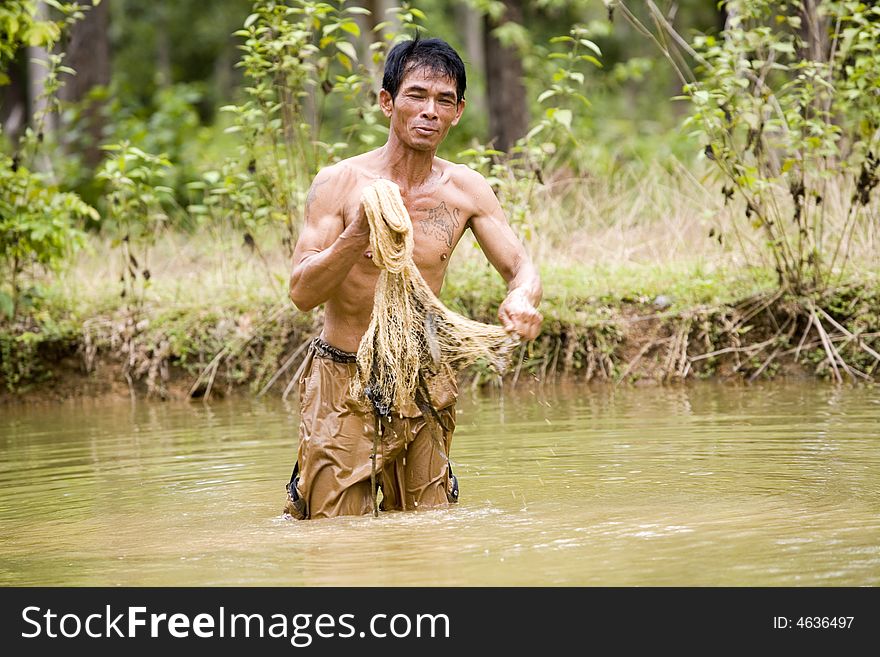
{"left": 352, "top": 179, "right": 519, "bottom": 416}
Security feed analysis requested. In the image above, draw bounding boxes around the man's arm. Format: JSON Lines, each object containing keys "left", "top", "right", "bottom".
{"left": 465, "top": 169, "right": 543, "bottom": 341}
{"left": 289, "top": 167, "right": 369, "bottom": 312}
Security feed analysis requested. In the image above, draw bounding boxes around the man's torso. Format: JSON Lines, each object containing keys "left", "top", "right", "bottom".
{"left": 319, "top": 152, "right": 479, "bottom": 352}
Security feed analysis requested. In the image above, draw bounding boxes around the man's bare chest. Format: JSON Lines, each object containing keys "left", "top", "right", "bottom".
{"left": 342, "top": 186, "right": 469, "bottom": 288}
{"left": 407, "top": 195, "right": 467, "bottom": 250}
{"left": 346, "top": 184, "right": 471, "bottom": 252}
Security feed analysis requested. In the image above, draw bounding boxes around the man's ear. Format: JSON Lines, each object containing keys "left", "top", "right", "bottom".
{"left": 379, "top": 89, "right": 393, "bottom": 118}
{"left": 451, "top": 99, "right": 466, "bottom": 126}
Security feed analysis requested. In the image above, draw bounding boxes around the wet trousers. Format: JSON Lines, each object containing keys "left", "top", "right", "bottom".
{"left": 284, "top": 339, "right": 458, "bottom": 519}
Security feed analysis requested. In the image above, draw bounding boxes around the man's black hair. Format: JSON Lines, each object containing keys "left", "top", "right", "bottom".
{"left": 382, "top": 35, "right": 466, "bottom": 103}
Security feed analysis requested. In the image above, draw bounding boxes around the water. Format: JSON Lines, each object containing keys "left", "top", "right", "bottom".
{"left": 1, "top": 382, "right": 878, "bottom": 586}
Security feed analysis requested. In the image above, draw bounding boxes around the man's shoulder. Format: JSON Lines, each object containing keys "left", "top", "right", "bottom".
{"left": 442, "top": 159, "right": 493, "bottom": 194}
{"left": 444, "top": 160, "right": 494, "bottom": 203}
{"left": 315, "top": 150, "right": 380, "bottom": 184}
{"left": 312, "top": 160, "right": 353, "bottom": 186}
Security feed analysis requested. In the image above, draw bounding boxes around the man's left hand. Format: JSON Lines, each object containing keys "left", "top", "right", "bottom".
{"left": 498, "top": 288, "right": 542, "bottom": 341}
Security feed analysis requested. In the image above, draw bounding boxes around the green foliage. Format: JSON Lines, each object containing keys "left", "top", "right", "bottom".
{"left": 188, "top": 0, "right": 372, "bottom": 241}
{"left": 0, "top": 1, "right": 62, "bottom": 72}
{"left": 96, "top": 142, "right": 173, "bottom": 238}
{"left": 186, "top": 0, "right": 435, "bottom": 245}
{"left": 0, "top": 153, "right": 95, "bottom": 320}
{"left": 57, "top": 83, "right": 206, "bottom": 211}
{"left": 459, "top": 22, "right": 602, "bottom": 241}
{"left": 95, "top": 142, "right": 173, "bottom": 300}
{"left": 2, "top": 1, "right": 102, "bottom": 113}
{"left": 109, "top": 84, "right": 203, "bottom": 196}
{"left": 0, "top": 1, "right": 101, "bottom": 321}
{"left": 675, "top": 0, "right": 880, "bottom": 294}
{"left": 2, "top": 1, "right": 101, "bottom": 145}
{"left": 528, "top": 24, "right": 602, "bottom": 148}
{"left": 0, "top": 329, "right": 42, "bottom": 391}
{"left": 107, "top": 0, "right": 249, "bottom": 111}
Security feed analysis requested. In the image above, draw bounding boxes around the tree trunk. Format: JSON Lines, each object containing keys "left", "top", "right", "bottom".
{"left": 799, "top": 0, "right": 830, "bottom": 62}
{"left": 27, "top": 0, "right": 55, "bottom": 137}
{"left": 453, "top": 0, "right": 485, "bottom": 116}
{"left": 213, "top": 34, "right": 238, "bottom": 113}
{"left": 0, "top": 55, "right": 28, "bottom": 141}
{"left": 352, "top": 0, "right": 398, "bottom": 80}
{"left": 484, "top": 0, "right": 528, "bottom": 151}
{"left": 58, "top": 0, "right": 111, "bottom": 167}
{"left": 155, "top": 5, "right": 172, "bottom": 88}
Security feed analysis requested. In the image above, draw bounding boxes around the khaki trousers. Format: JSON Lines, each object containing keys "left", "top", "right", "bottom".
{"left": 287, "top": 344, "right": 458, "bottom": 519}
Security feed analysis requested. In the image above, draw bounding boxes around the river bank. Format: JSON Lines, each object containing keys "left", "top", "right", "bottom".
{"left": 3, "top": 254, "right": 877, "bottom": 404}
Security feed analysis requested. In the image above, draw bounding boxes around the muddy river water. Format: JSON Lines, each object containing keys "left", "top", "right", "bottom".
{"left": 1, "top": 382, "right": 878, "bottom": 586}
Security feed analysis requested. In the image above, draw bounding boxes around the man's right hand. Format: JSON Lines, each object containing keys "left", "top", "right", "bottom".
{"left": 342, "top": 198, "right": 371, "bottom": 248}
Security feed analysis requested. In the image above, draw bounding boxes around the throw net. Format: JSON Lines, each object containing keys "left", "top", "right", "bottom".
{"left": 352, "top": 179, "right": 519, "bottom": 415}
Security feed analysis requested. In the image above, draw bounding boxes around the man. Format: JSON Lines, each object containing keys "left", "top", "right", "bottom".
{"left": 284, "top": 36, "right": 542, "bottom": 519}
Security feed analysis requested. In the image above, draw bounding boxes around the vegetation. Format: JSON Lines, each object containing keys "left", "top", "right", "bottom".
{"left": 617, "top": 0, "right": 880, "bottom": 381}
{"left": 1, "top": 0, "right": 878, "bottom": 398}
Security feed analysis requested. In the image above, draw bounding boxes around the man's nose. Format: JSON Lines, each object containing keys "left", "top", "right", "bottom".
{"left": 420, "top": 99, "right": 438, "bottom": 119}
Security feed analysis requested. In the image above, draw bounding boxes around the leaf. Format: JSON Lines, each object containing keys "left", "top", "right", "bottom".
{"left": 770, "top": 41, "right": 795, "bottom": 55}
{"left": 579, "top": 38, "right": 602, "bottom": 56}
{"left": 244, "top": 13, "right": 260, "bottom": 28}
{"left": 340, "top": 21, "right": 360, "bottom": 37}
{"left": 553, "top": 109, "right": 572, "bottom": 129}
{"left": 573, "top": 93, "right": 591, "bottom": 108}
{"left": 336, "top": 53, "right": 352, "bottom": 72}
{"left": 537, "top": 89, "right": 556, "bottom": 103}
{"left": 336, "top": 41, "right": 357, "bottom": 61}
{"left": 525, "top": 123, "right": 545, "bottom": 141}
{"left": 26, "top": 21, "right": 60, "bottom": 47}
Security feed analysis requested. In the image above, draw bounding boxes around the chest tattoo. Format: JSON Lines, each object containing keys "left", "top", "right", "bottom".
{"left": 421, "top": 201, "right": 461, "bottom": 247}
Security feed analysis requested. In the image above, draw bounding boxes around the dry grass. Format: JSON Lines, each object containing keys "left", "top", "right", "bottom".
{"left": 47, "top": 162, "right": 878, "bottom": 321}
{"left": 11, "top": 164, "right": 879, "bottom": 397}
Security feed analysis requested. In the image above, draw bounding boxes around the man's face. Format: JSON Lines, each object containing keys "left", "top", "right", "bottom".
{"left": 380, "top": 66, "right": 465, "bottom": 152}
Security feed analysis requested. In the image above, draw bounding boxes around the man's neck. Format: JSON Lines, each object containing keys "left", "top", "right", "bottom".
{"left": 378, "top": 136, "right": 437, "bottom": 192}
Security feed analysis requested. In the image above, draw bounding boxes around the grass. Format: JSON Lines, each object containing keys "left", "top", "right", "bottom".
{"left": 4, "top": 162, "right": 879, "bottom": 396}
{"left": 34, "top": 157, "right": 880, "bottom": 336}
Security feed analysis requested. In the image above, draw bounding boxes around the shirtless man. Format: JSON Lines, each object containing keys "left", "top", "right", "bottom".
{"left": 284, "top": 36, "right": 542, "bottom": 519}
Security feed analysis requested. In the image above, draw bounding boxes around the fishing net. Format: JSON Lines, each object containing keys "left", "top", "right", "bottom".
{"left": 352, "top": 179, "right": 519, "bottom": 416}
